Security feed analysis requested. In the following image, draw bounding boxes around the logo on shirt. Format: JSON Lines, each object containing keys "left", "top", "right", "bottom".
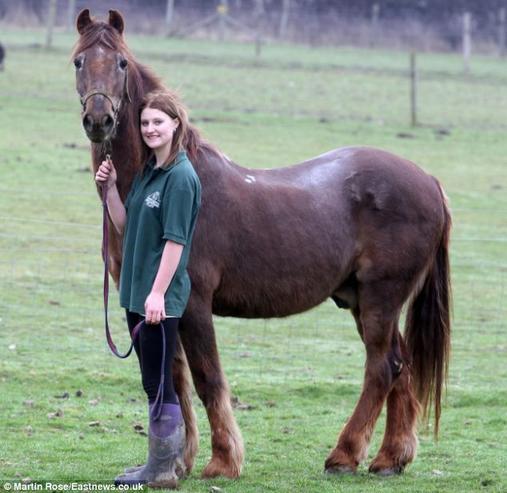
{"left": 145, "top": 191, "right": 161, "bottom": 208}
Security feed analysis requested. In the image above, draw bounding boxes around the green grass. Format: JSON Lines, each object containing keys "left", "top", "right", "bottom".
{"left": 0, "top": 27, "right": 506, "bottom": 492}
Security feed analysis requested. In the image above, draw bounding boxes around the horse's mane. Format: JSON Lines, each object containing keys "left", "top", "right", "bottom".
{"left": 73, "top": 21, "right": 221, "bottom": 166}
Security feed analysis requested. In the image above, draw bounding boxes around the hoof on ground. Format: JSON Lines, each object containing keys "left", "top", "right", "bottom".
{"left": 202, "top": 459, "right": 241, "bottom": 479}
{"left": 324, "top": 464, "right": 357, "bottom": 475}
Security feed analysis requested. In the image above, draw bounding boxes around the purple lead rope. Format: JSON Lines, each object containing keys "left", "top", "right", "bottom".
{"left": 101, "top": 154, "right": 165, "bottom": 419}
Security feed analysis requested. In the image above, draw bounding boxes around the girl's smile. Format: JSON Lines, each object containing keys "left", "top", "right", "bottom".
{"left": 140, "top": 107, "right": 179, "bottom": 165}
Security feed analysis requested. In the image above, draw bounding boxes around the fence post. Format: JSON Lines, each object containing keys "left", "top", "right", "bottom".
{"left": 370, "top": 3, "right": 380, "bottom": 47}
{"left": 165, "top": 0, "right": 175, "bottom": 36}
{"left": 410, "top": 52, "right": 417, "bottom": 127}
{"left": 253, "top": 0, "right": 264, "bottom": 57}
{"left": 218, "top": 0, "right": 228, "bottom": 41}
{"left": 254, "top": 33, "right": 262, "bottom": 57}
{"left": 67, "top": 0, "right": 76, "bottom": 32}
{"left": 279, "top": 0, "right": 290, "bottom": 39}
{"left": 45, "top": 0, "right": 58, "bottom": 49}
{"left": 463, "top": 12, "right": 472, "bottom": 73}
{"left": 499, "top": 7, "right": 506, "bottom": 57}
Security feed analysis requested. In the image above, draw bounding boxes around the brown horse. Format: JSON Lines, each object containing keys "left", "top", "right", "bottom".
{"left": 73, "top": 9, "right": 451, "bottom": 479}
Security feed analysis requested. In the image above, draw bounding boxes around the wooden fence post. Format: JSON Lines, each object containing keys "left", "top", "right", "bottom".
{"left": 463, "top": 12, "right": 472, "bottom": 73}
{"left": 499, "top": 8, "right": 506, "bottom": 57}
{"left": 255, "top": 33, "right": 262, "bottom": 57}
{"left": 165, "top": 0, "right": 175, "bottom": 36}
{"left": 410, "top": 52, "right": 417, "bottom": 127}
{"left": 370, "top": 3, "right": 380, "bottom": 47}
{"left": 45, "top": 0, "right": 58, "bottom": 49}
{"left": 67, "top": 0, "right": 76, "bottom": 32}
{"left": 253, "top": 0, "right": 264, "bottom": 57}
{"left": 279, "top": 0, "right": 290, "bottom": 39}
{"left": 218, "top": 0, "right": 228, "bottom": 41}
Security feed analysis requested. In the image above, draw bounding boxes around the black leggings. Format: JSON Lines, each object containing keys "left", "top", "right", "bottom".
{"left": 126, "top": 310, "right": 179, "bottom": 404}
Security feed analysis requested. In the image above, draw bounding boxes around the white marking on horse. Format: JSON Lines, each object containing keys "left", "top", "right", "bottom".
{"left": 244, "top": 174, "right": 256, "bottom": 184}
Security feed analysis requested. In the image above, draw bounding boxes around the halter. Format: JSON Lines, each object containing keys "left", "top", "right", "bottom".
{"left": 80, "top": 65, "right": 131, "bottom": 136}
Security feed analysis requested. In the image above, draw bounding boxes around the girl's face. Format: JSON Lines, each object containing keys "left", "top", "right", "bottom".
{"left": 140, "top": 107, "right": 179, "bottom": 151}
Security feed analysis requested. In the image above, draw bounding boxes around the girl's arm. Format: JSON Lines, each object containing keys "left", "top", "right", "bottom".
{"left": 104, "top": 185, "right": 127, "bottom": 235}
{"left": 144, "top": 240, "right": 184, "bottom": 324}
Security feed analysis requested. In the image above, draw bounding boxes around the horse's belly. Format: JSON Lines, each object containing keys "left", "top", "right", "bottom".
{"left": 212, "top": 251, "right": 352, "bottom": 318}
{"left": 212, "top": 288, "right": 331, "bottom": 318}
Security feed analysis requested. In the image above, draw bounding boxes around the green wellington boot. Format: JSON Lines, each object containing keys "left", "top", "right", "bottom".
{"left": 115, "top": 420, "right": 185, "bottom": 488}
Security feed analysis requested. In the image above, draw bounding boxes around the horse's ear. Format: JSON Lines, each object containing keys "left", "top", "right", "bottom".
{"left": 108, "top": 10, "right": 125, "bottom": 35}
{"left": 76, "top": 9, "right": 93, "bottom": 34}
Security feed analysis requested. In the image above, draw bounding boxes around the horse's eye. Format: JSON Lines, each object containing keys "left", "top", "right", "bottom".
{"left": 74, "top": 58, "right": 82, "bottom": 69}
{"left": 119, "top": 58, "right": 128, "bottom": 70}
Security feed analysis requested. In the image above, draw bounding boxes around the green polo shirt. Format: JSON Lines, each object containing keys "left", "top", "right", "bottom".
{"left": 119, "top": 151, "right": 201, "bottom": 317}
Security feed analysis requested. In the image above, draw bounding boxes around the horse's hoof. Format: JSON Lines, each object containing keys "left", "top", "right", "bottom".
{"left": 324, "top": 465, "right": 357, "bottom": 475}
{"left": 202, "top": 458, "right": 241, "bottom": 479}
{"left": 324, "top": 450, "right": 358, "bottom": 475}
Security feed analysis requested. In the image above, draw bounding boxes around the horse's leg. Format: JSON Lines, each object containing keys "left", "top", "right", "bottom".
{"left": 179, "top": 294, "right": 244, "bottom": 478}
{"left": 172, "top": 336, "right": 199, "bottom": 475}
{"left": 368, "top": 331, "right": 419, "bottom": 475}
{"left": 325, "top": 281, "right": 406, "bottom": 473}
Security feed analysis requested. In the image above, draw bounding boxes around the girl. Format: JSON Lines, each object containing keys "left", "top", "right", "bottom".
{"left": 95, "top": 90, "right": 201, "bottom": 487}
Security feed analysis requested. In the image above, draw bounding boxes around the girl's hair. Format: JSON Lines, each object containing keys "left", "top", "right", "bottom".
{"left": 139, "top": 89, "right": 201, "bottom": 168}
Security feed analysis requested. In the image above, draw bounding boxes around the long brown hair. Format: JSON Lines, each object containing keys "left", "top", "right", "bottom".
{"left": 140, "top": 89, "right": 201, "bottom": 168}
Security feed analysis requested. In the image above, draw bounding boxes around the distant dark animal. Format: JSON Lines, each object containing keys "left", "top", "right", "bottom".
{"left": 0, "top": 42, "right": 5, "bottom": 71}
{"left": 73, "top": 9, "right": 452, "bottom": 480}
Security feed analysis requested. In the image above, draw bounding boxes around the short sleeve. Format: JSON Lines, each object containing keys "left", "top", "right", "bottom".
{"left": 161, "top": 183, "right": 196, "bottom": 245}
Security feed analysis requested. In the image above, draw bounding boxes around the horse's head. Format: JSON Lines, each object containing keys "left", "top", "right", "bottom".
{"left": 73, "top": 9, "right": 131, "bottom": 143}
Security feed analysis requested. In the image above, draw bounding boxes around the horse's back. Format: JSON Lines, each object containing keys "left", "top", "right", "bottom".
{"left": 191, "top": 145, "right": 446, "bottom": 318}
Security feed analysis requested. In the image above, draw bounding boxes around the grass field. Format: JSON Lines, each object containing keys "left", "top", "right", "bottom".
{"left": 0, "top": 26, "right": 506, "bottom": 493}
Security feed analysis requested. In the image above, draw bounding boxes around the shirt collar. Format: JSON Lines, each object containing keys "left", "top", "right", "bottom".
{"left": 146, "top": 151, "right": 186, "bottom": 172}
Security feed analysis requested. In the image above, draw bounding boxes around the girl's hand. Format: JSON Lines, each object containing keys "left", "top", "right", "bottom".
{"left": 95, "top": 159, "right": 117, "bottom": 190}
{"left": 144, "top": 291, "right": 166, "bottom": 325}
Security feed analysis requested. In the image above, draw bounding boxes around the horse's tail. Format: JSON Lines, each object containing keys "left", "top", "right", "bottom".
{"left": 404, "top": 180, "right": 452, "bottom": 436}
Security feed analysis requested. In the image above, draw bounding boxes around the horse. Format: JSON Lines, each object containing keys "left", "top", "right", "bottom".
{"left": 72, "top": 9, "right": 451, "bottom": 480}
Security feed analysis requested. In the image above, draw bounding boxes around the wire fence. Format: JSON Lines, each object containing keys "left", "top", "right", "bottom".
{"left": 0, "top": 202, "right": 505, "bottom": 386}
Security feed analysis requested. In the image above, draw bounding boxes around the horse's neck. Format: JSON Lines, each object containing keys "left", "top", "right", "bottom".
{"left": 114, "top": 120, "right": 142, "bottom": 199}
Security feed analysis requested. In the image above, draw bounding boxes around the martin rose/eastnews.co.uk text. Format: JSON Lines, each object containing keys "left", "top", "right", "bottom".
{"left": 3, "top": 483, "right": 143, "bottom": 491}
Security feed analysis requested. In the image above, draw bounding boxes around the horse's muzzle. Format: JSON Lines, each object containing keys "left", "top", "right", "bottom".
{"left": 82, "top": 112, "right": 115, "bottom": 143}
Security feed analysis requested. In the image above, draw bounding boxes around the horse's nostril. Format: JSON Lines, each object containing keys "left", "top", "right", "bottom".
{"left": 83, "top": 114, "right": 94, "bottom": 132}
{"left": 102, "top": 114, "right": 114, "bottom": 130}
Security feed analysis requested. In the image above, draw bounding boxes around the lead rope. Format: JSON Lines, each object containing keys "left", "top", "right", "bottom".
{"left": 101, "top": 153, "right": 165, "bottom": 420}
